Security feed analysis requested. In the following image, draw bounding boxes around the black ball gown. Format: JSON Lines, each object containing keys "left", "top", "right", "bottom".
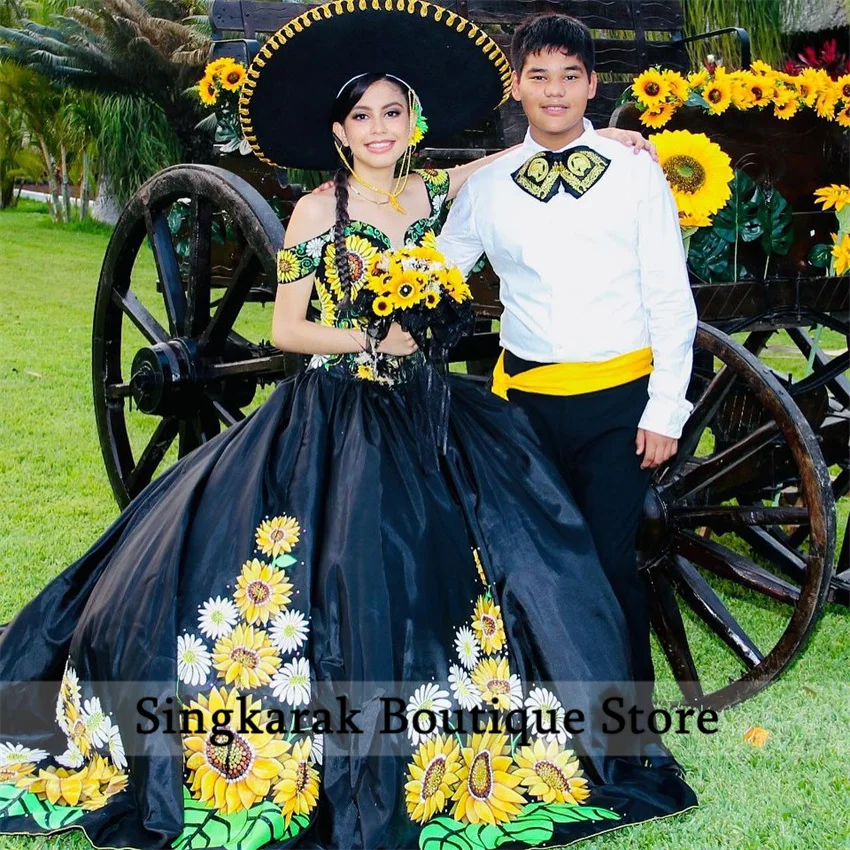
{"left": 0, "top": 169, "right": 696, "bottom": 850}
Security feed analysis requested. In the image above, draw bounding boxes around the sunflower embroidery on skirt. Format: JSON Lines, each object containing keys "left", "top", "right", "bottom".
{"left": 403, "top": 548, "right": 622, "bottom": 849}
{"left": 173, "top": 513, "right": 321, "bottom": 850}
{"left": 0, "top": 661, "right": 129, "bottom": 829}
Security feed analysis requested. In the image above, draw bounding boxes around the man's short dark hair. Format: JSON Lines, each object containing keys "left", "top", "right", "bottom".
{"left": 511, "top": 14, "right": 595, "bottom": 76}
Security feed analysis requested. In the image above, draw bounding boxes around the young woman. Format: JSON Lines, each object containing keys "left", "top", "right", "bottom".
{"left": 0, "top": 4, "right": 696, "bottom": 850}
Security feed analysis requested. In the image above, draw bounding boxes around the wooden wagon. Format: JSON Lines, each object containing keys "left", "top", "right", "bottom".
{"left": 91, "top": 0, "right": 846, "bottom": 711}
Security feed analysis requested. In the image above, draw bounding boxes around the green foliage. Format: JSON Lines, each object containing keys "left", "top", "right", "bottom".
{"left": 0, "top": 783, "right": 86, "bottom": 830}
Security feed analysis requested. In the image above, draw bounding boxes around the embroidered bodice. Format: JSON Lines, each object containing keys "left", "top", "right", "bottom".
{"left": 277, "top": 168, "right": 450, "bottom": 385}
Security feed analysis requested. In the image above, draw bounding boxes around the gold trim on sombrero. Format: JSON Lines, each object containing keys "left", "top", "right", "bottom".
{"left": 238, "top": 0, "right": 512, "bottom": 168}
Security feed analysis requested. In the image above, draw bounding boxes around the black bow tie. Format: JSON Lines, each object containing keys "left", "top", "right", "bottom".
{"left": 511, "top": 145, "right": 611, "bottom": 202}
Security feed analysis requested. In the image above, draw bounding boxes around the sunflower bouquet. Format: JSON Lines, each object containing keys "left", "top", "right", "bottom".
{"left": 195, "top": 58, "right": 252, "bottom": 154}
{"left": 812, "top": 184, "right": 850, "bottom": 275}
{"left": 352, "top": 231, "right": 474, "bottom": 369}
{"left": 628, "top": 61, "right": 850, "bottom": 129}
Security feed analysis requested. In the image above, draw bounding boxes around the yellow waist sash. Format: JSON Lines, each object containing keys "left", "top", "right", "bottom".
{"left": 491, "top": 347, "right": 653, "bottom": 400}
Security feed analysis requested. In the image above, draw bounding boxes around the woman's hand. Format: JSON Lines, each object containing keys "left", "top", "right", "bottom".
{"left": 376, "top": 323, "right": 418, "bottom": 356}
{"left": 597, "top": 127, "right": 658, "bottom": 162}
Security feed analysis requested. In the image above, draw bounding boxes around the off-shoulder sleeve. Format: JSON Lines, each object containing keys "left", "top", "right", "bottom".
{"left": 276, "top": 235, "right": 326, "bottom": 284}
{"left": 415, "top": 168, "right": 450, "bottom": 217}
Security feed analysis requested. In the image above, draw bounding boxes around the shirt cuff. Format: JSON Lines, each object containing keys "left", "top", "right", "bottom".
{"left": 638, "top": 397, "right": 693, "bottom": 439}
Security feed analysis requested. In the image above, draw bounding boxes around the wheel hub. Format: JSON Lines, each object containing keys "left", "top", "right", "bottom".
{"left": 130, "top": 339, "right": 201, "bottom": 416}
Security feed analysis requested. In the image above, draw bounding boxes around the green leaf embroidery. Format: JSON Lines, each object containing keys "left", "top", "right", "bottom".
{"left": 226, "top": 805, "right": 309, "bottom": 850}
{"left": 29, "top": 797, "right": 87, "bottom": 831}
{"left": 272, "top": 555, "right": 297, "bottom": 569}
{"left": 172, "top": 789, "right": 237, "bottom": 850}
{"left": 0, "top": 782, "right": 30, "bottom": 818}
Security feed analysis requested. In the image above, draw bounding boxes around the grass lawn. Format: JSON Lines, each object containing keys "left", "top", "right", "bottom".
{"left": 0, "top": 202, "right": 848, "bottom": 850}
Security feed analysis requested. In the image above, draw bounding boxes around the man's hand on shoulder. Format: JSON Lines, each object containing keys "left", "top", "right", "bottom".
{"left": 635, "top": 428, "right": 677, "bottom": 469}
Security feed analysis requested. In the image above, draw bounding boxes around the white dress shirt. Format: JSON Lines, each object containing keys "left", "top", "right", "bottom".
{"left": 437, "top": 119, "right": 698, "bottom": 438}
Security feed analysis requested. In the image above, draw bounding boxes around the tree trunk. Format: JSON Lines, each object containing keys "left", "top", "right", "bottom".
{"left": 80, "top": 148, "right": 90, "bottom": 222}
{"left": 38, "top": 135, "right": 63, "bottom": 222}
{"left": 61, "top": 143, "right": 72, "bottom": 222}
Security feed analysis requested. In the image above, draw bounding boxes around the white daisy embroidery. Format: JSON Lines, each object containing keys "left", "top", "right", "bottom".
{"left": 405, "top": 683, "right": 452, "bottom": 747}
{"left": 506, "top": 674, "right": 524, "bottom": 711}
{"left": 56, "top": 742, "right": 85, "bottom": 769}
{"left": 106, "top": 723, "right": 127, "bottom": 770}
{"left": 305, "top": 236, "right": 326, "bottom": 260}
{"left": 177, "top": 634, "right": 212, "bottom": 686}
{"left": 454, "top": 626, "right": 481, "bottom": 670}
{"left": 197, "top": 596, "right": 239, "bottom": 640}
{"left": 525, "top": 687, "right": 572, "bottom": 745}
{"left": 270, "top": 657, "right": 311, "bottom": 707}
{"left": 82, "top": 697, "right": 110, "bottom": 748}
{"left": 269, "top": 609, "right": 309, "bottom": 655}
{"left": 448, "top": 664, "right": 482, "bottom": 711}
{"left": 0, "top": 742, "right": 49, "bottom": 767}
{"left": 61, "top": 664, "right": 81, "bottom": 709}
{"left": 310, "top": 733, "right": 323, "bottom": 766}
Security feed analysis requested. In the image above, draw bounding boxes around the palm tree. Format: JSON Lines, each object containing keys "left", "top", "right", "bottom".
{"left": 0, "top": 0, "right": 211, "bottom": 162}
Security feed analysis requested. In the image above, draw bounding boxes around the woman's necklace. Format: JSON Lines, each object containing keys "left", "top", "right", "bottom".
{"left": 349, "top": 183, "right": 390, "bottom": 206}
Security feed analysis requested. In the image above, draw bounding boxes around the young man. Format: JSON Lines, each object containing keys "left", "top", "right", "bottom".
{"left": 437, "top": 14, "right": 697, "bottom": 765}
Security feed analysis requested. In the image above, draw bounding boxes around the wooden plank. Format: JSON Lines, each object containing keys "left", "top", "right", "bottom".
{"left": 465, "top": 0, "right": 683, "bottom": 29}
{"left": 211, "top": 1, "right": 309, "bottom": 35}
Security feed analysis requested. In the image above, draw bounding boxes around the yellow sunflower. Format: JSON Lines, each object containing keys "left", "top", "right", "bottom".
{"left": 745, "top": 75, "right": 774, "bottom": 107}
{"left": 424, "top": 290, "right": 440, "bottom": 309}
{"left": 316, "top": 281, "right": 337, "bottom": 326}
{"left": 213, "top": 623, "right": 281, "bottom": 689}
{"left": 652, "top": 130, "right": 734, "bottom": 219}
{"left": 356, "top": 363, "right": 376, "bottom": 381}
{"left": 729, "top": 72, "right": 757, "bottom": 109}
{"left": 219, "top": 63, "right": 246, "bottom": 92}
{"left": 325, "top": 235, "right": 380, "bottom": 298}
{"left": 832, "top": 233, "right": 850, "bottom": 275}
{"left": 687, "top": 69, "right": 709, "bottom": 90}
{"left": 815, "top": 84, "right": 839, "bottom": 120}
{"left": 835, "top": 73, "right": 850, "bottom": 103}
{"left": 234, "top": 559, "right": 293, "bottom": 625}
{"left": 773, "top": 87, "right": 799, "bottom": 120}
{"left": 445, "top": 267, "right": 471, "bottom": 303}
{"left": 405, "top": 734, "right": 462, "bottom": 823}
{"left": 835, "top": 102, "right": 850, "bottom": 128}
{"left": 205, "top": 58, "right": 237, "bottom": 78}
{"left": 679, "top": 210, "right": 713, "bottom": 228}
{"left": 256, "top": 515, "right": 301, "bottom": 558}
{"left": 420, "top": 230, "right": 439, "bottom": 251}
{"left": 749, "top": 59, "right": 775, "bottom": 76}
{"left": 639, "top": 103, "right": 675, "bottom": 129}
{"left": 632, "top": 68, "right": 669, "bottom": 110}
{"left": 471, "top": 596, "right": 505, "bottom": 653}
{"left": 17, "top": 755, "right": 126, "bottom": 809}
{"left": 814, "top": 184, "right": 850, "bottom": 212}
{"left": 513, "top": 738, "right": 590, "bottom": 805}
{"left": 470, "top": 657, "right": 516, "bottom": 711}
{"left": 198, "top": 76, "right": 218, "bottom": 106}
{"left": 272, "top": 738, "right": 321, "bottom": 826}
{"left": 183, "top": 686, "right": 289, "bottom": 814}
{"left": 277, "top": 249, "right": 304, "bottom": 283}
{"left": 65, "top": 701, "right": 92, "bottom": 757}
{"left": 662, "top": 70, "right": 690, "bottom": 104}
{"left": 0, "top": 763, "right": 35, "bottom": 784}
{"left": 451, "top": 731, "right": 526, "bottom": 825}
{"left": 372, "top": 296, "right": 393, "bottom": 317}
{"left": 702, "top": 72, "right": 732, "bottom": 115}
{"left": 385, "top": 271, "right": 426, "bottom": 309}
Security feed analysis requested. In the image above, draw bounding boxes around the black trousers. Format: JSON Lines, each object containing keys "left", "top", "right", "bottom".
{"left": 503, "top": 350, "right": 655, "bottom": 696}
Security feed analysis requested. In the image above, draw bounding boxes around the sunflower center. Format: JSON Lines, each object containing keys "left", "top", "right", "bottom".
{"left": 486, "top": 678, "right": 509, "bottom": 695}
{"left": 752, "top": 85, "right": 764, "bottom": 99}
{"left": 226, "top": 72, "right": 240, "bottom": 84}
{"left": 247, "top": 580, "right": 271, "bottom": 605}
{"left": 295, "top": 760, "right": 309, "bottom": 793}
{"left": 644, "top": 82, "right": 660, "bottom": 96}
{"left": 843, "top": 84, "right": 850, "bottom": 99}
{"left": 269, "top": 528, "right": 286, "bottom": 542}
{"left": 231, "top": 646, "right": 260, "bottom": 669}
{"left": 204, "top": 730, "right": 254, "bottom": 781}
{"left": 422, "top": 756, "right": 446, "bottom": 799}
{"left": 399, "top": 283, "right": 414, "bottom": 298}
{"left": 468, "top": 751, "right": 493, "bottom": 799}
{"left": 71, "top": 719, "right": 86, "bottom": 739}
{"left": 481, "top": 615, "right": 497, "bottom": 636}
{"left": 535, "top": 759, "right": 569, "bottom": 791}
{"left": 348, "top": 252, "right": 365, "bottom": 281}
{"left": 707, "top": 87, "right": 723, "bottom": 104}
{"left": 663, "top": 155, "right": 706, "bottom": 194}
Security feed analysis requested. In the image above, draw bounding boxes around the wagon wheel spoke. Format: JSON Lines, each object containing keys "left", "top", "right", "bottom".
{"left": 668, "top": 555, "right": 764, "bottom": 669}
{"left": 644, "top": 566, "right": 704, "bottom": 703}
{"left": 674, "top": 531, "right": 800, "bottom": 605}
{"left": 104, "top": 382, "right": 132, "bottom": 400}
{"left": 199, "top": 398, "right": 221, "bottom": 443}
{"left": 662, "top": 420, "right": 780, "bottom": 501}
{"left": 671, "top": 504, "right": 810, "bottom": 534}
{"left": 734, "top": 525, "right": 808, "bottom": 585}
{"left": 112, "top": 289, "right": 168, "bottom": 345}
{"left": 200, "top": 246, "right": 260, "bottom": 354}
{"left": 125, "top": 416, "right": 179, "bottom": 498}
{"left": 212, "top": 399, "right": 246, "bottom": 427}
{"left": 178, "top": 416, "right": 204, "bottom": 457}
{"left": 186, "top": 195, "right": 213, "bottom": 338}
{"left": 145, "top": 209, "right": 186, "bottom": 336}
{"left": 666, "top": 363, "right": 739, "bottom": 478}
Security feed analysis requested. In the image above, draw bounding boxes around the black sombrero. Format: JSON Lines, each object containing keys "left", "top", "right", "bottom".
{"left": 238, "top": 0, "right": 512, "bottom": 169}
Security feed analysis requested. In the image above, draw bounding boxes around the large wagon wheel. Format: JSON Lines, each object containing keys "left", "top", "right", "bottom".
{"left": 640, "top": 323, "right": 835, "bottom": 711}
{"left": 93, "top": 164, "right": 295, "bottom": 508}
{"left": 730, "top": 310, "right": 849, "bottom": 603}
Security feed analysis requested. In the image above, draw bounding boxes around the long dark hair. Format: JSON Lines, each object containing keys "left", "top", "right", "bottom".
{"left": 329, "top": 73, "right": 409, "bottom": 300}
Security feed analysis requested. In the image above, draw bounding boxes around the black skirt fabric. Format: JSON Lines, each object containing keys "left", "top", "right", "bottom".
{"left": 0, "top": 368, "right": 697, "bottom": 850}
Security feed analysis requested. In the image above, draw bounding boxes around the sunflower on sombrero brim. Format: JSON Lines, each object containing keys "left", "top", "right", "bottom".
{"left": 239, "top": 0, "right": 512, "bottom": 170}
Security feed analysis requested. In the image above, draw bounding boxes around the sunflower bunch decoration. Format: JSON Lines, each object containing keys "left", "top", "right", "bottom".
{"left": 628, "top": 60, "right": 850, "bottom": 128}
{"left": 812, "top": 184, "right": 850, "bottom": 275}
{"left": 352, "top": 231, "right": 474, "bottom": 373}
{"left": 195, "top": 58, "right": 253, "bottom": 154}
{"left": 650, "top": 129, "right": 734, "bottom": 246}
